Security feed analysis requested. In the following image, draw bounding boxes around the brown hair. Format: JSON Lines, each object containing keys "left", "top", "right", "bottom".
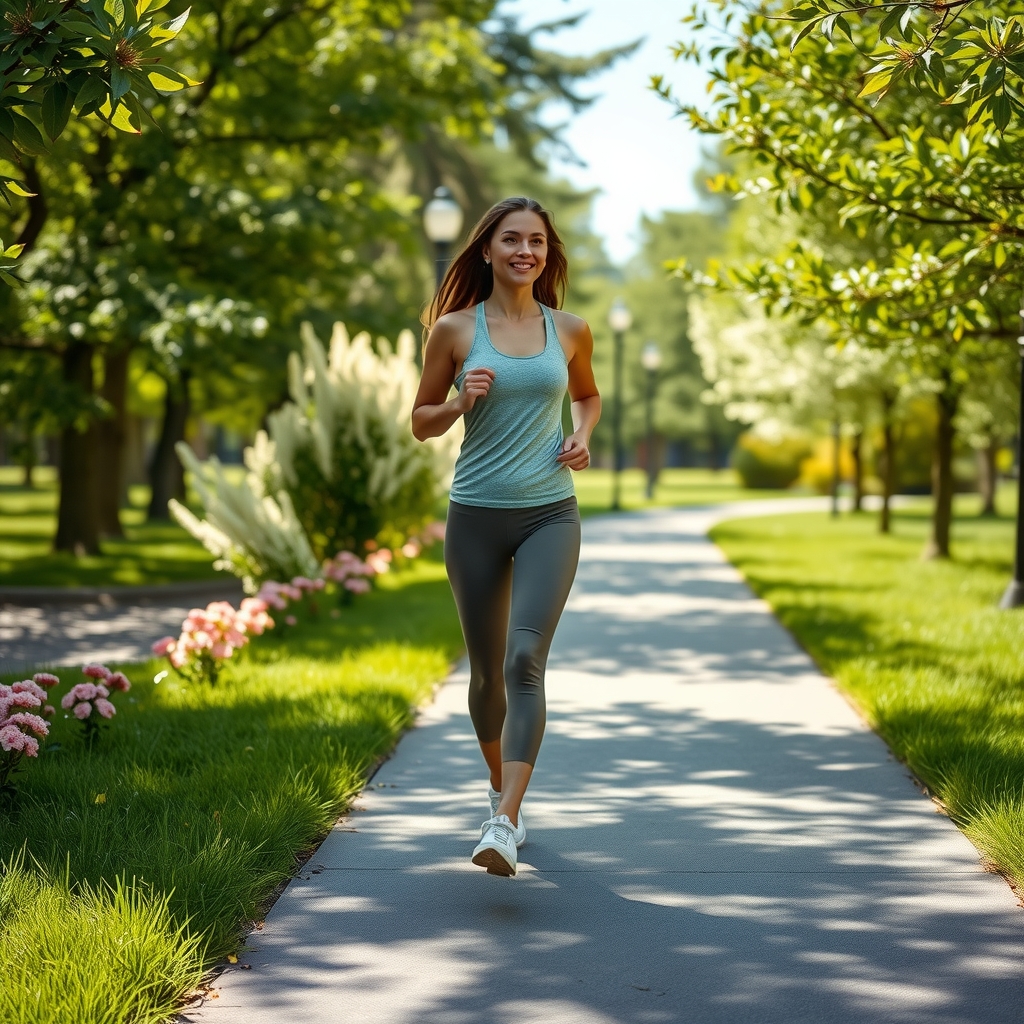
{"left": 422, "top": 196, "right": 568, "bottom": 331}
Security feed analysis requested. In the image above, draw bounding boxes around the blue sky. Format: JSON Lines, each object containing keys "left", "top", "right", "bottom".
{"left": 505, "top": 0, "right": 707, "bottom": 264}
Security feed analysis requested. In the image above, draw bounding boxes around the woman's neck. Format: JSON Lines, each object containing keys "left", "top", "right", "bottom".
{"left": 485, "top": 280, "right": 540, "bottom": 322}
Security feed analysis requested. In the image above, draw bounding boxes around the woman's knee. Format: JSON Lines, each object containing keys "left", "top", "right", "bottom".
{"left": 504, "top": 628, "right": 545, "bottom": 688}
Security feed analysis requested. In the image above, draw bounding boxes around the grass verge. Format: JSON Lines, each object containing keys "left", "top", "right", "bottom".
{"left": 0, "top": 555, "right": 462, "bottom": 1022}
{"left": 0, "top": 468, "right": 218, "bottom": 588}
{"left": 711, "top": 501, "right": 1024, "bottom": 889}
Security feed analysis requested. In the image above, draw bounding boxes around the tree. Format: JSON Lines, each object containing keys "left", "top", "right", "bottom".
{"left": 660, "top": 1, "right": 1022, "bottom": 556}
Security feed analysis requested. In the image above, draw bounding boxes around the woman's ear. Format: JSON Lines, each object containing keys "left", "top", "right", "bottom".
{"left": 481, "top": 244, "right": 491, "bottom": 265}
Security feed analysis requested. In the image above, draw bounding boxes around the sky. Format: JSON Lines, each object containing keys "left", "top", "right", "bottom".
{"left": 505, "top": 0, "right": 708, "bottom": 264}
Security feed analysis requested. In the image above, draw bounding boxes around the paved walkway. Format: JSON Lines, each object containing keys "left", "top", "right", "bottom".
{"left": 0, "top": 580, "right": 242, "bottom": 676}
{"left": 180, "top": 501, "right": 1019, "bottom": 1022}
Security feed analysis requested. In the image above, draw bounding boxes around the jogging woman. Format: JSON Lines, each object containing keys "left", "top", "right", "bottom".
{"left": 412, "top": 196, "right": 601, "bottom": 877}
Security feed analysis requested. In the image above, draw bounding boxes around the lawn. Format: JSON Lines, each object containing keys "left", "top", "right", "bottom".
{"left": 574, "top": 466, "right": 808, "bottom": 517}
{"left": 711, "top": 497, "right": 1024, "bottom": 891}
{"left": 0, "top": 467, "right": 218, "bottom": 588}
{"left": 0, "top": 553, "right": 463, "bottom": 1023}
{"left": 0, "top": 465, "right": 802, "bottom": 588}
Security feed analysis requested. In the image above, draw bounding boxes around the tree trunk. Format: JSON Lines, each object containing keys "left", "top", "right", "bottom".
{"left": 878, "top": 389, "right": 899, "bottom": 534}
{"left": 851, "top": 427, "right": 864, "bottom": 512}
{"left": 54, "top": 343, "right": 101, "bottom": 555}
{"left": 20, "top": 429, "right": 35, "bottom": 488}
{"left": 148, "top": 370, "right": 191, "bottom": 520}
{"left": 978, "top": 440, "right": 998, "bottom": 516}
{"left": 96, "top": 347, "right": 130, "bottom": 537}
{"left": 923, "top": 389, "right": 958, "bottom": 560}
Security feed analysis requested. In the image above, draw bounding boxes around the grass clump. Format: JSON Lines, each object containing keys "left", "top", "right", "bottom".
{"left": 711, "top": 501, "right": 1024, "bottom": 888}
{"left": 0, "top": 555, "right": 462, "bottom": 1021}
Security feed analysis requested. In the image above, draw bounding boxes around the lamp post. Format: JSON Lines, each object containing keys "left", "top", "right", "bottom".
{"left": 999, "top": 295, "right": 1024, "bottom": 609}
{"left": 423, "top": 186, "right": 463, "bottom": 291}
{"left": 608, "top": 299, "right": 632, "bottom": 511}
{"left": 641, "top": 340, "right": 662, "bottom": 500}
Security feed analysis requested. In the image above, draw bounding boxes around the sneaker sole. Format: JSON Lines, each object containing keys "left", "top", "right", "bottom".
{"left": 472, "top": 845, "right": 516, "bottom": 877}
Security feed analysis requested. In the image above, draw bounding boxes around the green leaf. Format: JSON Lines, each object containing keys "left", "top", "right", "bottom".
{"left": 72, "top": 73, "right": 108, "bottom": 114}
{"left": 10, "top": 111, "right": 47, "bottom": 155}
{"left": 110, "top": 66, "right": 131, "bottom": 102}
{"left": 41, "top": 81, "right": 72, "bottom": 140}
{"left": 994, "top": 242, "right": 1007, "bottom": 268}
{"left": 991, "top": 92, "right": 1011, "bottom": 132}
{"left": 149, "top": 6, "right": 190, "bottom": 42}
{"left": 6, "top": 181, "right": 36, "bottom": 198}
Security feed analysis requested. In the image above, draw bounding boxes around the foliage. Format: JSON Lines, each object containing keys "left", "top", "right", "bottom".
{"left": 264, "top": 322, "right": 460, "bottom": 561}
{"left": 0, "top": 558, "right": 460, "bottom": 1019}
{"left": 730, "top": 431, "right": 812, "bottom": 489}
{"left": 712, "top": 503, "right": 1024, "bottom": 889}
{"left": 0, "top": 0, "right": 194, "bottom": 185}
{"left": 781, "top": 2, "right": 1024, "bottom": 129}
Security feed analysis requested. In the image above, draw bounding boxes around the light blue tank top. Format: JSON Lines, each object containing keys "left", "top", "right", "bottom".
{"left": 449, "top": 302, "right": 575, "bottom": 508}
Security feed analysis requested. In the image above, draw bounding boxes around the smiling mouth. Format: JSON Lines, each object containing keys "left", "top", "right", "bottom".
{"left": 510, "top": 261, "right": 535, "bottom": 271}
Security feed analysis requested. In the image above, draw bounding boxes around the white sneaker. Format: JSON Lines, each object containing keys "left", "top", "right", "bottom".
{"left": 472, "top": 815, "right": 518, "bottom": 876}
{"left": 488, "top": 786, "right": 526, "bottom": 847}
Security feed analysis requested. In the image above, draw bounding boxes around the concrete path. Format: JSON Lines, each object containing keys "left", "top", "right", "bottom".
{"left": 185, "top": 500, "right": 1020, "bottom": 1022}
{"left": 0, "top": 580, "right": 242, "bottom": 676}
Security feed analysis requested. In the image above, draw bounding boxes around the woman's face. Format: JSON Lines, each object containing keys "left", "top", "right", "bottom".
{"left": 483, "top": 209, "right": 547, "bottom": 289}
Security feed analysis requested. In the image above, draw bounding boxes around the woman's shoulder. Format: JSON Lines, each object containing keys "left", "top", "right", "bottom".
{"left": 549, "top": 308, "right": 592, "bottom": 346}
{"left": 428, "top": 306, "right": 478, "bottom": 350}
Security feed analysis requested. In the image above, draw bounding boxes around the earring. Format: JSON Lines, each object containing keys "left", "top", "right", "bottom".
{"left": 484, "top": 258, "right": 491, "bottom": 265}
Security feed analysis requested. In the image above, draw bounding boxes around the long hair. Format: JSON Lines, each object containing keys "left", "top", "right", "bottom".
{"left": 422, "top": 196, "right": 568, "bottom": 332}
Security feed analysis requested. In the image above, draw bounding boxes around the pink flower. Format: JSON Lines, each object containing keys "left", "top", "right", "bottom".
{"left": 152, "top": 636, "right": 177, "bottom": 656}
{"left": 43, "top": 705, "right": 55, "bottom": 718}
{"left": 210, "top": 642, "right": 234, "bottom": 659}
{"left": 10, "top": 690, "right": 41, "bottom": 709}
{"left": 94, "top": 699, "right": 116, "bottom": 719}
{"left": 285, "top": 615, "right": 297, "bottom": 626}
{"left": 73, "top": 702, "right": 92, "bottom": 720}
{"left": 60, "top": 691, "right": 76, "bottom": 711}
{"left": 82, "top": 663, "right": 111, "bottom": 680}
{"left": 32, "top": 672, "right": 60, "bottom": 689}
{"left": 13, "top": 680, "right": 48, "bottom": 701}
{"left": 365, "top": 551, "right": 391, "bottom": 575}
{"left": 69, "top": 683, "right": 99, "bottom": 703}
{"left": 240, "top": 598, "right": 268, "bottom": 615}
{"left": 95, "top": 684, "right": 110, "bottom": 699}
{"left": 291, "top": 576, "right": 315, "bottom": 591}
{"left": 0, "top": 724, "right": 27, "bottom": 752}
{"left": 401, "top": 541, "right": 421, "bottom": 558}
{"left": 106, "top": 671, "right": 131, "bottom": 692}
{"left": 344, "top": 578, "right": 371, "bottom": 594}
{"left": 5, "top": 712, "right": 49, "bottom": 737}
{"left": 170, "top": 648, "right": 188, "bottom": 669}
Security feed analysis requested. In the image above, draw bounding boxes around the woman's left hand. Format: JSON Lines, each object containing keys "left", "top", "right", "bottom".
{"left": 556, "top": 432, "right": 590, "bottom": 471}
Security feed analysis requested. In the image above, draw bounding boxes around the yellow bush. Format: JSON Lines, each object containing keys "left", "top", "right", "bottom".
{"left": 799, "top": 437, "right": 856, "bottom": 495}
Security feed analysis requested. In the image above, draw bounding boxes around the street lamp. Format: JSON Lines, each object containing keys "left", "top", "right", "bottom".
{"left": 608, "top": 299, "right": 632, "bottom": 511}
{"left": 999, "top": 294, "right": 1024, "bottom": 609}
{"left": 641, "top": 340, "right": 662, "bottom": 500}
{"left": 423, "top": 186, "right": 463, "bottom": 291}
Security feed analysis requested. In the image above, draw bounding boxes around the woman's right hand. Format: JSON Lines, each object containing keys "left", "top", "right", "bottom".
{"left": 457, "top": 367, "right": 495, "bottom": 413}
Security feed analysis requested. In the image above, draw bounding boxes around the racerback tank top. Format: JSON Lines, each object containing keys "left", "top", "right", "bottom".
{"left": 448, "top": 302, "right": 575, "bottom": 508}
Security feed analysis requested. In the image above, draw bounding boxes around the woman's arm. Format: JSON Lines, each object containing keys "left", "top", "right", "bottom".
{"left": 411, "top": 316, "right": 494, "bottom": 441}
{"left": 556, "top": 317, "right": 601, "bottom": 471}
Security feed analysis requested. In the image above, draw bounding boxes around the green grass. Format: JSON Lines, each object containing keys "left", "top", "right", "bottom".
{"left": 0, "top": 467, "right": 218, "bottom": 588}
{"left": 573, "top": 466, "right": 808, "bottom": 517}
{"left": 711, "top": 498, "right": 1024, "bottom": 888}
{"left": 0, "top": 554, "right": 463, "bottom": 1022}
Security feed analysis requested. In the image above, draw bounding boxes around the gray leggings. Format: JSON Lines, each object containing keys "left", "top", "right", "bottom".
{"left": 444, "top": 497, "right": 581, "bottom": 766}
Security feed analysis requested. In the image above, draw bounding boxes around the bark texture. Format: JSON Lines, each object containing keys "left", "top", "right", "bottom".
{"left": 54, "top": 343, "right": 101, "bottom": 554}
{"left": 148, "top": 371, "right": 191, "bottom": 520}
{"left": 923, "top": 389, "right": 958, "bottom": 560}
{"left": 978, "top": 442, "right": 998, "bottom": 516}
{"left": 96, "top": 347, "right": 130, "bottom": 537}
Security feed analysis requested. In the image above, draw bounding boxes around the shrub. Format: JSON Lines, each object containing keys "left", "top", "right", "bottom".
{"left": 731, "top": 431, "right": 812, "bottom": 489}
{"left": 799, "top": 436, "right": 857, "bottom": 494}
{"left": 264, "top": 322, "right": 459, "bottom": 560}
{"left": 172, "top": 321, "right": 459, "bottom": 590}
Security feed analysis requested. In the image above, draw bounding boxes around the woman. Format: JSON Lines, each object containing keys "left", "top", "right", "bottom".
{"left": 412, "top": 196, "right": 601, "bottom": 877}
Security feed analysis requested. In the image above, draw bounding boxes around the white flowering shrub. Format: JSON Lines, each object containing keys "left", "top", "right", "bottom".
{"left": 172, "top": 320, "right": 458, "bottom": 590}
{"left": 170, "top": 442, "right": 320, "bottom": 593}
{"left": 263, "top": 321, "right": 459, "bottom": 561}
